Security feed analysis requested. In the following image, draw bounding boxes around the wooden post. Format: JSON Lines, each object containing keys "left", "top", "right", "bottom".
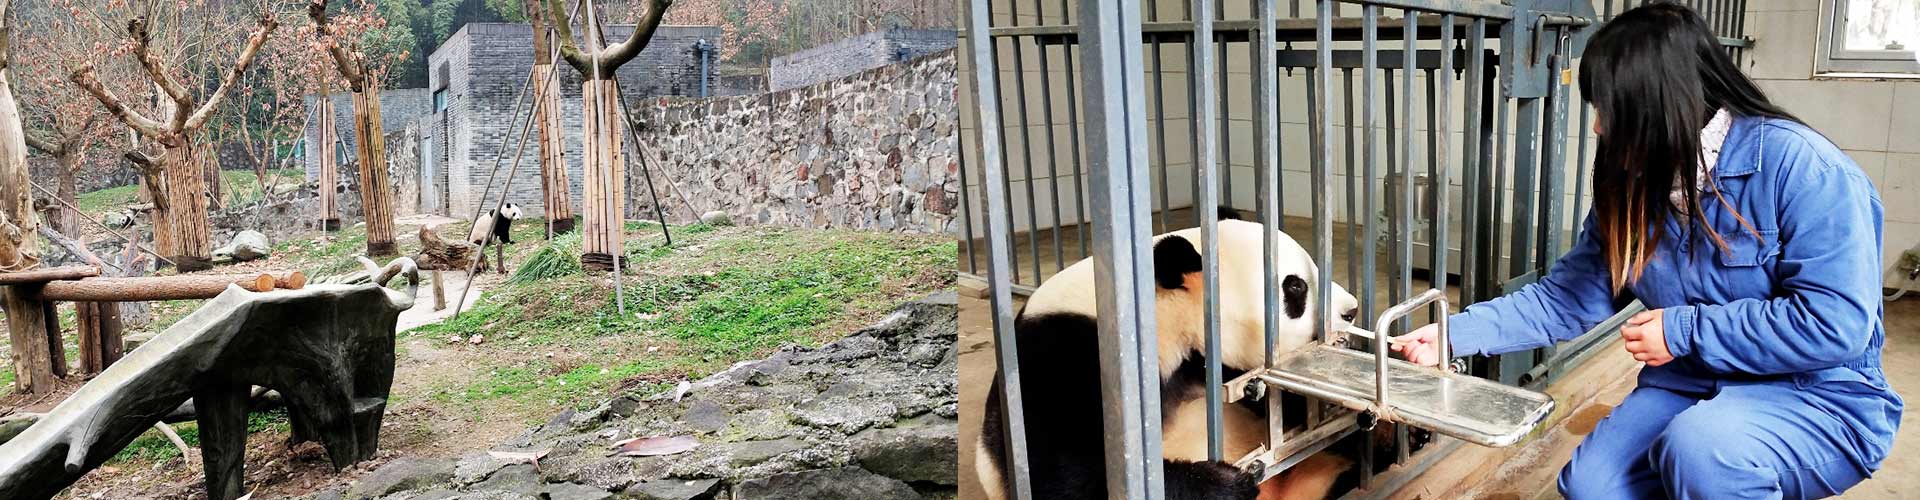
{"left": 352, "top": 88, "right": 397, "bottom": 256}
{"left": 0, "top": 0, "right": 58, "bottom": 394}
{"left": 75, "top": 301, "right": 123, "bottom": 373}
{"left": 318, "top": 89, "right": 340, "bottom": 231}
{"left": 432, "top": 269, "right": 446, "bottom": 311}
{"left": 40, "top": 273, "right": 293, "bottom": 302}
{"left": 533, "top": 63, "right": 574, "bottom": 236}
{"left": 155, "top": 142, "right": 215, "bottom": 271}
{"left": 579, "top": 79, "right": 625, "bottom": 271}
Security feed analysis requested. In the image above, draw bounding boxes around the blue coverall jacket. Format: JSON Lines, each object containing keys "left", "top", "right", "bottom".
{"left": 1447, "top": 114, "right": 1902, "bottom": 499}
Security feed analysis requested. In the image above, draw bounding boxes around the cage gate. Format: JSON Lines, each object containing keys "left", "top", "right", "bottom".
{"left": 961, "top": 1, "right": 1753, "bottom": 498}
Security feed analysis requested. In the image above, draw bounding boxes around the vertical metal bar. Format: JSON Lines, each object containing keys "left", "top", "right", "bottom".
{"left": 1255, "top": 0, "right": 1286, "bottom": 459}
{"left": 1218, "top": 39, "right": 1233, "bottom": 211}
{"left": 1360, "top": 5, "right": 1380, "bottom": 329}
{"left": 1542, "top": 29, "right": 1570, "bottom": 262}
{"left": 1343, "top": 68, "right": 1359, "bottom": 298}
{"left": 1467, "top": 19, "right": 1490, "bottom": 304}
{"left": 1384, "top": 65, "right": 1401, "bottom": 311}
{"left": 1395, "top": 9, "right": 1417, "bottom": 466}
{"left": 1398, "top": 13, "right": 1415, "bottom": 333}
{"left": 1436, "top": 12, "right": 1454, "bottom": 334}
{"left": 960, "top": 137, "right": 978, "bottom": 275}
{"left": 964, "top": 0, "right": 1029, "bottom": 496}
{"left": 1425, "top": 68, "right": 1439, "bottom": 296}
{"left": 1036, "top": 32, "right": 1066, "bottom": 279}
{"left": 1490, "top": 77, "right": 1509, "bottom": 290}
{"left": 1081, "top": 0, "right": 1165, "bottom": 493}
{"left": 1006, "top": 32, "right": 1045, "bottom": 283}
{"left": 1154, "top": 42, "right": 1171, "bottom": 234}
{"left": 1313, "top": 0, "right": 1334, "bottom": 370}
{"left": 990, "top": 33, "right": 1023, "bottom": 284}
{"left": 1308, "top": 66, "right": 1322, "bottom": 271}
{"left": 1361, "top": 7, "right": 1381, "bottom": 481}
{"left": 1190, "top": 0, "right": 1223, "bottom": 463}
{"left": 1256, "top": 0, "right": 1280, "bottom": 369}
{"left": 1067, "top": 43, "right": 1091, "bottom": 260}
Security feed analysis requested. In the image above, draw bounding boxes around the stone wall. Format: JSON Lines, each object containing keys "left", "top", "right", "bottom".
{"left": 768, "top": 29, "right": 957, "bottom": 92}
{"left": 428, "top": 23, "right": 723, "bottom": 218}
{"left": 302, "top": 88, "right": 433, "bottom": 182}
{"left": 385, "top": 123, "right": 423, "bottom": 216}
{"left": 629, "top": 49, "right": 959, "bottom": 234}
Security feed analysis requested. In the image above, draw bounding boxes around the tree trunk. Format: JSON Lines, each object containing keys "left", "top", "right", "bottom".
{"left": 149, "top": 142, "right": 214, "bottom": 271}
{"left": 75, "top": 301, "right": 122, "bottom": 374}
{"left": 204, "top": 147, "right": 222, "bottom": 212}
{"left": 579, "top": 79, "right": 625, "bottom": 270}
{"left": 318, "top": 94, "right": 340, "bottom": 231}
{"left": 1, "top": 35, "right": 58, "bottom": 393}
{"left": 533, "top": 64, "right": 574, "bottom": 236}
{"left": 352, "top": 89, "right": 397, "bottom": 256}
{"left": 52, "top": 151, "right": 80, "bottom": 238}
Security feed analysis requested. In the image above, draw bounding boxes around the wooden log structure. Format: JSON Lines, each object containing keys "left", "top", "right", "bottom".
{"left": 40, "top": 272, "right": 304, "bottom": 302}
{"left": 317, "top": 82, "right": 341, "bottom": 231}
{"left": 0, "top": 0, "right": 57, "bottom": 393}
{"left": 579, "top": 78, "right": 626, "bottom": 271}
{"left": 0, "top": 265, "right": 99, "bottom": 285}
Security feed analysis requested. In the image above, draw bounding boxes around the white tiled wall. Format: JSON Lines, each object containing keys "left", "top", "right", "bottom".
{"left": 1742, "top": 6, "right": 1920, "bottom": 290}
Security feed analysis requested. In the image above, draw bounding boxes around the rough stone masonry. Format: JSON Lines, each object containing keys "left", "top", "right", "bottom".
{"left": 629, "top": 50, "right": 960, "bottom": 235}
{"left": 302, "top": 292, "right": 959, "bottom": 500}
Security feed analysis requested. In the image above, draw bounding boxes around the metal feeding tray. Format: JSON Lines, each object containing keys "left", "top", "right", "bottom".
{"left": 1258, "top": 289, "right": 1555, "bottom": 448}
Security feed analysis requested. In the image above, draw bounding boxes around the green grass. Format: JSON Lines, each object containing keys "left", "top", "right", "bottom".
{"left": 74, "top": 169, "right": 302, "bottom": 217}
{"left": 107, "top": 409, "right": 289, "bottom": 464}
{"left": 414, "top": 227, "right": 954, "bottom": 411}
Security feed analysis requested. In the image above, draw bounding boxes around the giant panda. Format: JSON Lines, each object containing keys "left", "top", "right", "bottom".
{"left": 976, "top": 208, "right": 1364, "bottom": 500}
{"left": 467, "top": 203, "right": 523, "bottom": 273}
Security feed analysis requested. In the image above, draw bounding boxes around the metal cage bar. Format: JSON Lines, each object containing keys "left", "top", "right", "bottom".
{"left": 963, "top": 0, "right": 1031, "bottom": 497}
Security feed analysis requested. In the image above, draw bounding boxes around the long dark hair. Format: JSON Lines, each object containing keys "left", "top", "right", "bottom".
{"left": 1577, "top": 2, "right": 1796, "bottom": 293}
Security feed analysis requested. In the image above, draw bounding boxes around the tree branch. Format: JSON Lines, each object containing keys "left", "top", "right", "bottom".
{"left": 544, "top": 0, "right": 592, "bottom": 74}
{"left": 126, "top": 18, "right": 192, "bottom": 112}
{"left": 183, "top": 15, "right": 277, "bottom": 132}
{"left": 307, "top": 0, "right": 366, "bottom": 91}
{"left": 69, "top": 64, "right": 172, "bottom": 140}
{"left": 595, "top": 0, "right": 672, "bottom": 70}
{"left": 23, "top": 133, "right": 60, "bottom": 156}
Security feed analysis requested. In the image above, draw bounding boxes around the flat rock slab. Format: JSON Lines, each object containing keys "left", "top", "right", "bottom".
{"left": 320, "top": 295, "right": 957, "bottom": 499}
{"left": 350, "top": 457, "right": 457, "bottom": 499}
{"left": 733, "top": 467, "right": 922, "bottom": 500}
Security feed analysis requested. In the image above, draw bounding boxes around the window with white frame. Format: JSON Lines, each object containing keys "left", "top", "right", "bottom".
{"left": 1818, "top": 0, "right": 1920, "bottom": 74}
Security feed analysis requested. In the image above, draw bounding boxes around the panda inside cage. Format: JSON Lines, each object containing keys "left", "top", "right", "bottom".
{"left": 958, "top": 0, "right": 1752, "bottom": 498}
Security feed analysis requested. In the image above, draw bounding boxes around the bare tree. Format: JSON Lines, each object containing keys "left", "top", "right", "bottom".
{"left": 68, "top": 12, "right": 279, "bottom": 271}
{"left": 0, "top": 0, "right": 59, "bottom": 394}
{"left": 309, "top": 0, "right": 402, "bottom": 255}
{"left": 544, "top": 0, "right": 671, "bottom": 270}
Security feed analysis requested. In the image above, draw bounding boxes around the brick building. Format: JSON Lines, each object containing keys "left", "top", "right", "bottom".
{"left": 307, "top": 22, "right": 724, "bottom": 218}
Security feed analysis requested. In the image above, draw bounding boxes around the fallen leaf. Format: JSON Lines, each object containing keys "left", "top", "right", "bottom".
{"left": 468, "top": 334, "right": 484, "bottom": 345}
{"left": 612, "top": 435, "right": 700, "bottom": 457}
{"left": 671, "top": 381, "right": 692, "bottom": 402}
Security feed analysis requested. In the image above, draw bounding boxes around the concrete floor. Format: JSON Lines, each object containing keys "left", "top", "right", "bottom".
{"left": 957, "top": 253, "right": 1920, "bottom": 499}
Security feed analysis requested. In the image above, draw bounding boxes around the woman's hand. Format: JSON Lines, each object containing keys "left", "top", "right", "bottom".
{"left": 1391, "top": 323, "right": 1443, "bottom": 366}
{"left": 1621, "top": 309, "right": 1674, "bottom": 366}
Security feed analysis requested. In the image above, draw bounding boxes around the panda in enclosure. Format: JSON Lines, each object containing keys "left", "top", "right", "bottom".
{"left": 977, "top": 207, "right": 1394, "bottom": 500}
{"left": 467, "top": 203, "right": 522, "bottom": 274}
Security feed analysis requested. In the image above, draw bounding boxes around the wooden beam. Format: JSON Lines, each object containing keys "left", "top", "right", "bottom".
{"left": 0, "top": 265, "right": 100, "bottom": 285}
{"left": 40, "top": 273, "right": 289, "bottom": 302}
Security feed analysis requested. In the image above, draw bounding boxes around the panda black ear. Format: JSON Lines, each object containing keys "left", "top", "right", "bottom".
{"left": 1153, "top": 235, "right": 1202, "bottom": 290}
{"left": 1216, "top": 206, "right": 1242, "bottom": 221}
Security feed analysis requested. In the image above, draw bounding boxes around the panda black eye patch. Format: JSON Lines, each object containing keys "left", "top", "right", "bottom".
{"left": 1152, "top": 235, "right": 1203, "bottom": 290}
{"left": 1282, "top": 275, "right": 1308, "bottom": 319}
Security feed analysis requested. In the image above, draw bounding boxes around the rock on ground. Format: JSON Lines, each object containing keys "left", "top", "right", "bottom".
{"left": 319, "top": 293, "right": 958, "bottom": 500}
{"left": 699, "top": 210, "right": 733, "bottom": 226}
{"left": 213, "top": 229, "right": 272, "bottom": 261}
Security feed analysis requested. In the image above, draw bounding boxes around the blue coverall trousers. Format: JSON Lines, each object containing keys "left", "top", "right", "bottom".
{"left": 1557, "top": 382, "right": 1874, "bottom": 499}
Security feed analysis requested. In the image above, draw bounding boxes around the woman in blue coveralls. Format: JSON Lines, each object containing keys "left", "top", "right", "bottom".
{"left": 1393, "top": 4, "right": 1901, "bottom": 499}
